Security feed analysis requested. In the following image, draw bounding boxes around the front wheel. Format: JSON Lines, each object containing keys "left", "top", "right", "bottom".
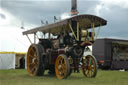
{"left": 27, "top": 44, "right": 45, "bottom": 76}
{"left": 55, "top": 54, "right": 70, "bottom": 79}
{"left": 82, "top": 55, "right": 98, "bottom": 77}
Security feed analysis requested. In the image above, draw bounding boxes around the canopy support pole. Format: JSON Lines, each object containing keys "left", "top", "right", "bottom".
{"left": 95, "top": 24, "right": 102, "bottom": 40}
{"left": 26, "top": 34, "right": 32, "bottom": 44}
{"left": 77, "top": 22, "right": 79, "bottom": 41}
{"left": 69, "top": 23, "right": 77, "bottom": 40}
{"left": 48, "top": 31, "right": 50, "bottom": 39}
{"left": 34, "top": 33, "right": 36, "bottom": 44}
{"left": 91, "top": 23, "right": 95, "bottom": 41}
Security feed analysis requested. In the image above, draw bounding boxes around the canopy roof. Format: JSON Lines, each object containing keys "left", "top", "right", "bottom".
{"left": 23, "top": 14, "right": 107, "bottom": 35}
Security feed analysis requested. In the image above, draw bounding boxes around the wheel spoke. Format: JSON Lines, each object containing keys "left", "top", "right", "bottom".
{"left": 60, "top": 58, "right": 64, "bottom": 64}
{"left": 62, "top": 64, "right": 67, "bottom": 75}
{"left": 89, "top": 70, "right": 92, "bottom": 77}
{"left": 31, "top": 67, "right": 36, "bottom": 74}
{"left": 62, "top": 64, "right": 66, "bottom": 70}
{"left": 34, "top": 59, "right": 38, "bottom": 65}
{"left": 86, "top": 69, "right": 89, "bottom": 77}
{"left": 30, "top": 48, "right": 35, "bottom": 56}
{"left": 29, "top": 54, "right": 34, "bottom": 58}
{"left": 31, "top": 47, "right": 35, "bottom": 53}
{"left": 29, "top": 63, "right": 35, "bottom": 69}
{"left": 91, "top": 70, "right": 94, "bottom": 76}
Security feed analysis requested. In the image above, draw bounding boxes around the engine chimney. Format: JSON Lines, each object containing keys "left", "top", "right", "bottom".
{"left": 71, "top": 0, "right": 79, "bottom": 16}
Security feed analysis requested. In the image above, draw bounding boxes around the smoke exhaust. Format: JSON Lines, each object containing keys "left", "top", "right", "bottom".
{"left": 71, "top": 0, "right": 79, "bottom": 15}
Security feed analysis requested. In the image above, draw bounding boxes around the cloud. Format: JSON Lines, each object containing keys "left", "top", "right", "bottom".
{"left": 92, "top": 0, "right": 128, "bottom": 39}
{"left": 95, "top": 0, "right": 128, "bottom": 16}
{"left": 0, "top": 13, "right": 6, "bottom": 19}
{"left": 1, "top": 0, "right": 71, "bottom": 26}
{"left": 0, "top": 8, "right": 32, "bottom": 52}
{"left": 0, "top": 9, "right": 11, "bottom": 26}
{"left": 100, "top": 0, "right": 128, "bottom": 8}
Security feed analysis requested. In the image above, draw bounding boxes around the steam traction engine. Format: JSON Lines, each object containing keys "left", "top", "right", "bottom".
{"left": 23, "top": 15, "right": 107, "bottom": 79}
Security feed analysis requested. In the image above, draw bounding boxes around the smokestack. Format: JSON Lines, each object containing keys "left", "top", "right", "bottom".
{"left": 71, "top": 0, "right": 78, "bottom": 16}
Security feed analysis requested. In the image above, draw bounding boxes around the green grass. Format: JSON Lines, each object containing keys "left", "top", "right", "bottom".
{"left": 0, "top": 69, "right": 128, "bottom": 85}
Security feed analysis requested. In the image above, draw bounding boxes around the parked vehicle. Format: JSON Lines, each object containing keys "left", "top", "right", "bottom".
{"left": 93, "top": 38, "right": 128, "bottom": 70}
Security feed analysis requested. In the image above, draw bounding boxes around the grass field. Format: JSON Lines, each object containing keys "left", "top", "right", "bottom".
{"left": 0, "top": 69, "right": 128, "bottom": 85}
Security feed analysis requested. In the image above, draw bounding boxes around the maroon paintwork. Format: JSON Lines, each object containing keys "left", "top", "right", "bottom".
{"left": 49, "top": 49, "right": 65, "bottom": 64}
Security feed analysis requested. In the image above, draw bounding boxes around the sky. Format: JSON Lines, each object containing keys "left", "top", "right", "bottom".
{"left": 0, "top": 0, "right": 128, "bottom": 52}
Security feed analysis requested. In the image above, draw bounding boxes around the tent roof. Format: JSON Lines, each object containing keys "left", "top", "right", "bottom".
{"left": 0, "top": 52, "right": 26, "bottom": 55}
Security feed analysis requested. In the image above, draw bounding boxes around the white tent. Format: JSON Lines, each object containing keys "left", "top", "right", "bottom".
{"left": 0, "top": 52, "right": 15, "bottom": 69}
{"left": 0, "top": 52, "right": 26, "bottom": 69}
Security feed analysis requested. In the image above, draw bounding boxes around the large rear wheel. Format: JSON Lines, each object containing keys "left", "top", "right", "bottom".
{"left": 27, "top": 44, "right": 45, "bottom": 76}
{"left": 82, "top": 55, "right": 98, "bottom": 77}
{"left": 55, "top": 54, "right": 70, "bottom": 79}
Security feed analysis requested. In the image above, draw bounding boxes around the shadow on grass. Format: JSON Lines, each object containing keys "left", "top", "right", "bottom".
{"left": 22, "top": 73, "right": 96, "bottom": 81}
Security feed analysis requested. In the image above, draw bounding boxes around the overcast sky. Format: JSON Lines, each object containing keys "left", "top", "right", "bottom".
{"left": 0, "top": 0, "right": 128, "bottom": 52}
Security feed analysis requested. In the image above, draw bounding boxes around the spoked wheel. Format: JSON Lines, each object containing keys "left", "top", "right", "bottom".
{"left": 82, "top": 55, "right": 98, "bottom": 77}
{"left": 27, "top": 44, "right": 45, "bottom": 76}
{"left": 55, "top": 54, "right": 70, "bottom": 79}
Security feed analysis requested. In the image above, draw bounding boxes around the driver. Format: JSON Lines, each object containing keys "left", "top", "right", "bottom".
{"left": 57, "top": 32, "right": 65, "bottom": 48}
{"left": 64, "top": 32, "right": 72, "bottom": 46}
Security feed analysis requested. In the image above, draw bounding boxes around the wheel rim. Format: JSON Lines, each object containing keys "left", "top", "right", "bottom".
{"left": 82, "top": 55, "right": 97, "bottom": 77}
{"left": 55, "top": 55, "right": 69, "bottom": 79}
{"left": 27, "top": 45, "right": 39, "bottom": 76}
